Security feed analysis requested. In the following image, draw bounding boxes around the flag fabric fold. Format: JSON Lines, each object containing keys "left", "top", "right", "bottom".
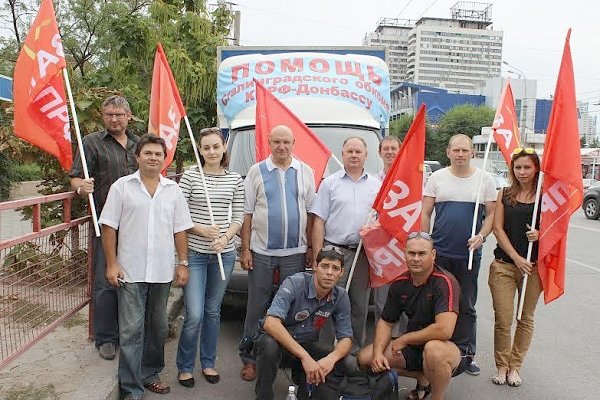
{"left": 254, "top": 79, "right": 331, "bottom": 185}
{"left": 538, "top": 29, "right": 583, "bottom": 304}
{"left": 492, "top": 81, "right": 521, "bottom": 164}
{"left": 361, "top": 104, "right": 427, "bottom": 287}
{"left": 148, "top": 43, "right": 186, "bottom": 173}
{"left": 13, "top": 0, "right": 72, "bottom": 170}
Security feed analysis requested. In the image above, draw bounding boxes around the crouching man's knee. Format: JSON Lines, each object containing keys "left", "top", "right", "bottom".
{"left": 422, "top": 340, "right": 457, "bottom": 376}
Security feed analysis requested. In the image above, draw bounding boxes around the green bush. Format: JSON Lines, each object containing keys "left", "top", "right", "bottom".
{"left": 13, "top": 163, "right": 43, "bottom": 181}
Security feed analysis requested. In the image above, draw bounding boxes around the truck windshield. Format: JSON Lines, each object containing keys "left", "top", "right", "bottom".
{"left": 226, "top": 126, "right": 384, "bottom": 178}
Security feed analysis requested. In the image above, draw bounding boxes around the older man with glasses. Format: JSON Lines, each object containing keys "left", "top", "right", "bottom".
{"left": 253, "top": 246, "right": 353, "bottom": 400}
{"left": 69, "top": 95, "right": 139, "bottom": 360}
{"left": 358, "top": 232, "right": 472, "bottom": 400}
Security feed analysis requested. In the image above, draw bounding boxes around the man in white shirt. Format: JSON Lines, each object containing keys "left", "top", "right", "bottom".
{"left": 100, "top": 134, "right": 193, "bottom": 400}
{"left": 311, "top": 137, "right": 381, "bottom": 347}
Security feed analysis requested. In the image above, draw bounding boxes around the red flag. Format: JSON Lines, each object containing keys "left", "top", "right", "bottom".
{"left": 148, "top": 43, "right": 186, "bottom": 173}
{"left": 538, "top": 29, "right": 583, "bottom": 303}
{"left": 361, "top": 104, "right": 427, "bottom": 287}
{"left": 254, "top": 79, "right": 331, "bottom": 185}
{"left": 492, "top": 81, "right": 521, "bottom": 164}
{"left": 13, "top": 0, "right": 72, "bottom": 170}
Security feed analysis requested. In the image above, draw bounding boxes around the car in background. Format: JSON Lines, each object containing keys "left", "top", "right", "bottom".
{"left": 424, "top": 160, "right": 442, "bottom": 173}
{"left": 582, "top": 183, "right": 600, "bottom": 220}
{"left": 493, "top": 175, "right": 509, "bottom": 190}
{"left": 583, "top": 178, "right": 598, "bottom": 190}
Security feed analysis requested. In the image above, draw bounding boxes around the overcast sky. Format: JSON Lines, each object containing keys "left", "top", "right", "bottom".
{"left": 233, "top": 0, "right": 600, "bottom": 114}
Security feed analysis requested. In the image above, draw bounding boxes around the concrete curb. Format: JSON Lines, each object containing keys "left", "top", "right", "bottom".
{"left": 105, "top": 287, "right": 184, "bottom": 400}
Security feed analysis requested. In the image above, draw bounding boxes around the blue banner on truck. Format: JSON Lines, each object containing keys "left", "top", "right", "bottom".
{"left": 218, "top": 53, "right": 390, "bottom": 125}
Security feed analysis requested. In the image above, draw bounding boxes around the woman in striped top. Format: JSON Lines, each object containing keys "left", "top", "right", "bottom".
{"left": 176, "top": 128, "right": 244, "bottom": 387}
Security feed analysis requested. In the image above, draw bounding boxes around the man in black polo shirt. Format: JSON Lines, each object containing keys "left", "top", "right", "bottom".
{"left": 69, "top": 95, "right": 139, "bottom": 360}
{"left": 357, "top": 232, "right": 472, "bottom": 400}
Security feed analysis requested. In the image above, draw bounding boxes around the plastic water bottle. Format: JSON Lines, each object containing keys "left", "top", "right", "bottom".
{"left": 284, "top": 385, "right": 298, "bottom": 400}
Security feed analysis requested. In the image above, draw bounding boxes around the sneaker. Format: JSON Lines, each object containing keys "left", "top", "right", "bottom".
{"left": 466, "top": 361, "right": 481, "bottom": 376}
{"left": 98, "top": 342, "right": 116, "bottom": 360}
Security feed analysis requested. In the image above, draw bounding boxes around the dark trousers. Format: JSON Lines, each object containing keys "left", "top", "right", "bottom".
{"left": 254, "top": 333, "right": 356, "bottom": 400}
{"left": 93, "top": 236, "right": 119, "bottom": 346}
{"left": 436, "top": 255, "right": 480, "bottom": 354}
{"left": 240, "top": 252, "right": 305, "bottom": 364}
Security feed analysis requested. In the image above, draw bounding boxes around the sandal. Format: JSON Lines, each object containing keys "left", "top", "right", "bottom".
{"left": 507, "top": 370, "right": 522, "bottom": 387}
{"left": 491, "top": 369, "right": 507, "bottom": 385}
{"left": 240, "top": 362, "right": 256, "bottom": 381}
{"left": 143, "top": 380, "right": 171, "bottom": 394}
{"left": 405, "top": 383, "right": 431, "bottom": 400}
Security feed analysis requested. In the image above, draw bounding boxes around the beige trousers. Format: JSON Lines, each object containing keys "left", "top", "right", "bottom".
{"left": 488, "top": 259, "right": 542, "bottom": 371}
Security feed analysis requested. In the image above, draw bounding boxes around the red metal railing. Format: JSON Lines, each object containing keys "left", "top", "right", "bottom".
{"left": 0, "top": 192, "right": 92, "bottom": 370}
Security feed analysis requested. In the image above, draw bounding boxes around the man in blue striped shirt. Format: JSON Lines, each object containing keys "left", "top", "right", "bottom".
{"left": 239, "top": 125, "right": 316, "bottom": 381}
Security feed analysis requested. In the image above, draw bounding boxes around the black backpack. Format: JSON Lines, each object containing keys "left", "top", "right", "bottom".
{"left": 310, "top": 369, "right": 399, "bottom": 400}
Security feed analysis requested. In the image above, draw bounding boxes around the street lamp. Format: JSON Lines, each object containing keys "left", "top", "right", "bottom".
{"left": 503, "top": 60, "right": 528, "bottom": 144}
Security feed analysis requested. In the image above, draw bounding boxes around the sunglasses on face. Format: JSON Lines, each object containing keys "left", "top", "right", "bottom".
{"left": 407, "top": 231, "right": 433, "bottom": 241}
{"left": 321, "top": 245, "right": 344, "bottom": 256}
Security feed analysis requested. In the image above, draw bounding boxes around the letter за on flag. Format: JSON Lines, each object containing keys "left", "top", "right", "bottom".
{"left": 254, "top": 79, "right": 331, "bottom": 186}
{"left": 360, "top": 104, "right": 427, "bottom": 288}
{"left": 538, "top": 29, "right": 583, "bottom": 304}
{"left": 13, "top": 0, "right": 72, "bottom": 170}
{"left": 492, "top": 81, "right": 521, "bottom": 164}
{"left": 148, "top": 43, "right": 186, "bottom": 173}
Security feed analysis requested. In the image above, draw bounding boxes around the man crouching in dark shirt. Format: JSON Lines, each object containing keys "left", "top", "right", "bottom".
{"left": 358, "top": 232, "right": 473, "bottom": 400}
{"left": 254, "top": 245, "right": 354, "bottom": 400}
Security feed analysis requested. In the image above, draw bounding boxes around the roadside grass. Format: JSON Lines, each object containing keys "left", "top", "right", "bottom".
{"left": 5, "top": 383, "right": 57, "bottom": 400}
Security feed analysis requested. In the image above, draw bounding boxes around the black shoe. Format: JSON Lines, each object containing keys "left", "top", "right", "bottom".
{"left": 202, "top": 370, "right": 220, "bottom": 384}
{"left": 178, "top": 377, "right": 195, "bottom": 388}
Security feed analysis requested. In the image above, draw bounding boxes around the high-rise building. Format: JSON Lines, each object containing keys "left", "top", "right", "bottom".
{"left": 364, "top": 2, "right": 503, "bottom": 92}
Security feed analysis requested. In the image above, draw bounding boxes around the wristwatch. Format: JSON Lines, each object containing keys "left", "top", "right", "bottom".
{"left": 178, "top": 260, "right": 189, "bottom": 267}
{"left": 477, "top": 233, "right": 486, "bottom": 243}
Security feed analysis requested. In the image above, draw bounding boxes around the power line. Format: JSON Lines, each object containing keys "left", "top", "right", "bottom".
{"left": 395, "top": 0, "right": 415, "bottom": 19}
{"left": 417, "top": 0, "right": 441, "bottom": 19}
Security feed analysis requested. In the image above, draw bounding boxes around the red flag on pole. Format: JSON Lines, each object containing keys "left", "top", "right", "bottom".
{"left": 492, "top": 81, "right": 521, "bottom": 164}
{"left": 361, "top": 104, "right": 427, "bottom": 287}
{"left": 538, "top": 29, "right": 583, "bottom": 304}
{"left": 13, "top": 0, "right": 72, "bottom": 170}
{"left": 148, "top": 43, "right": 186, "bottom": 173}
{"left": 254, "top": 79, "right": 331, "bottom": 185}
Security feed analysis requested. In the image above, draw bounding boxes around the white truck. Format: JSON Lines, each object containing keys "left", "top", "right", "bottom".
{"left": 216, "top": 46, "right": 391, "bottom": 296}
{"left": 216, "top": 46, "right": 391, "bottom": 177}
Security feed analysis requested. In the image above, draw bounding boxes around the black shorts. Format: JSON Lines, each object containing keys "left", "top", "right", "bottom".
{"left": 401, "top": 345, "right": 473, "bottom": 377}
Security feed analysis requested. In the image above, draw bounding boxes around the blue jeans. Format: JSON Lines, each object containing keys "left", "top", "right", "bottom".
{"left": 93, "top": 236, "right": 119, "bottom": 347}
{"left": 176, "top": 250, "right": 235, "bottom": 372}
{"left": 118, "top": 282, "right": 170, "bottom": 399}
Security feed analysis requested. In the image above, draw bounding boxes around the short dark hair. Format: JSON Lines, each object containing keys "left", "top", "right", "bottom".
{"left": 198, "top": 127, "right": 229, "bottom": 168}
{"left": 378, "top": 135, "right": 401, "bottom": 152}
{"left": 135, "top": 134, "right": 167, "bottom": 157}
{"left": 316, "top": 246, "right": 344, "bottom": 268}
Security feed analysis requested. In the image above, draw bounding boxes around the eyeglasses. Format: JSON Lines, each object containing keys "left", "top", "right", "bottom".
{"left": 321, "top": 245, "right": 344, "bottom": 256}
{"left": 407, "top": 231, "right": 433, "bottom": 241}
{"left": 104, "top": 113, "right": 127, "bottom": 120}
{"left": 512, "top": 147, "right": 536, "bottom": 156}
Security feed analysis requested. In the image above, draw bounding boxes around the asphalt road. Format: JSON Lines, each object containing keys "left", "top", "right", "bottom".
{"left": 145, "top": 209, "right": 600, "bottom": 400}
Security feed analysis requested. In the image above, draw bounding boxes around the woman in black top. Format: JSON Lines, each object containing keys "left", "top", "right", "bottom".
{"left": 489, "top": 148, "right": 541, "bottom": 387}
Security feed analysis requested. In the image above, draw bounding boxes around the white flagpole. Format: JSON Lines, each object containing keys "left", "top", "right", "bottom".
{"left": 467, "top": 131, "right": 494, "bottom": 270}
{"left": 517, "top": 171, "right": 544, "bottom": 320}
{"left": 62, "top": 69, "right": 101, "bottom": 237}
{"left": 183, "top": 116, "right": 226, "bottom": 281}
{"left": 345, "top": 210, "right": 376, "bottom": 292}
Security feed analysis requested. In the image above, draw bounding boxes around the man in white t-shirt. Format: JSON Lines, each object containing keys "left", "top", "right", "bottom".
{"left": 100, "top": 134, "right": 194, "bottom": 399}
{"left": 421, "top": 134, "right": 496, "bottom": 376}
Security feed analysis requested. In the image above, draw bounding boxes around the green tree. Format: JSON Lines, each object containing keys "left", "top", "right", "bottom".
{"left": 433, "top": 104, "right": 496, "bottom": 163}
{"left": 389, "top": 113, "right": 440, "bottom": 161}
